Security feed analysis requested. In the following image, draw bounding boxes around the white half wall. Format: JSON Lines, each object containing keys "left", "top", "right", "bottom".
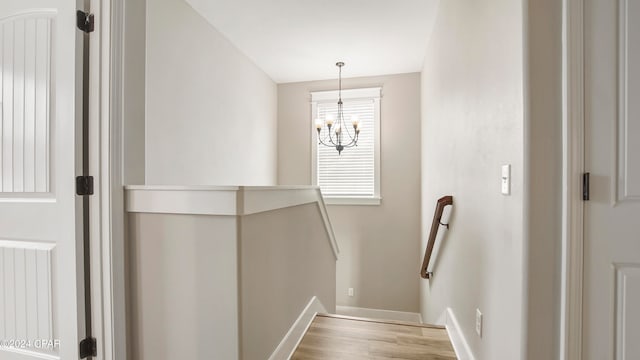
{"left": 145, "top": 0, "right": 277, "bottom": 185}
{"left": 420, "top": 0, "right": 525, "bottom": 359}
{"left": 125, "top": 186, "right": 338, "bottom": 360}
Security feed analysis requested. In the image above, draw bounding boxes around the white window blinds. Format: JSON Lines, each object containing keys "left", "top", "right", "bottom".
{"left": 311, "top": 88, "right": 381, "bottom": 200}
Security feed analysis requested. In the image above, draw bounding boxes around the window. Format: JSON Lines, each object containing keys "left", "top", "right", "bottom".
{"left": 311, "top": 87, "right": 381, "bottom": 205}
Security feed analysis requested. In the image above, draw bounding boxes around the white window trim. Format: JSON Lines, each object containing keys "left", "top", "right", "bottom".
{"left": 310, "top": 87, "right": 382, "bottom": 206}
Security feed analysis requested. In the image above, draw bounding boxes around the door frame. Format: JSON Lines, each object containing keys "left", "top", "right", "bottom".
{"left": 90, "top": 0, "right": 126, "bottom": 358}
{"left": 562, "top": 0, "right": 585, "bottom": 359}
{"left": 97, "top": 0, "right": 593, "bottom": 359}
{"left": 99, "top": 0, "right": 586, "bottom": 358}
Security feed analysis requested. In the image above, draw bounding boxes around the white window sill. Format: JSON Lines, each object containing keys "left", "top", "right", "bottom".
{"left": 323, "top": 196, "right": 381, "bottom": 206}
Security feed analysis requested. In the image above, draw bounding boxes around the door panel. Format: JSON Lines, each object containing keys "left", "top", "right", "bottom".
{"left": 618, "top": 0, "right": 640, "bottom": 201}
{"left": 584, "top": 0, "right": 640, "bottom": 359}
{"left": 0, "top": 1, "right": 81, "bottom": 359}
{"left": 615, "top": 265, "right": 640, "bottom": 359}
{"left": 0, "top": 13, "right": 53, "bottom": 193}
{"left": 0, "top": 242, "right": 55, "bottom": 352}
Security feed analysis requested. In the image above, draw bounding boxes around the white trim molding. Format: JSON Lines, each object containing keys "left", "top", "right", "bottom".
{"left": 268, "top": 297, "right": 326, "bottom": 360}
{"left": 335, "top": 306, "right": 422, "bottom": 323}
{"left": 311, "top": 87, "right": 381, "bottom": 102}
{"left": 125, "top": 185, "right": 240, "bottom": 215}
{"left": 444, "top": 308, "right": 475, "bottom": 360}
{"left": 561, "top": 0, "right": 585, "bottom": 359}
{"left": 324, "top": 196, "right": 382, "bottom": 206}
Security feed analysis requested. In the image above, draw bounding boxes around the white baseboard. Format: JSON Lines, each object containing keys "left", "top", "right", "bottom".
{"left": 444, "top": 308, "right": 475, "bottom": 360}
{"left": 269, "top": 296, "right": 326, "bottom": 360}
{"left": 336, "top": 305, "right": 422, "bottom": 323}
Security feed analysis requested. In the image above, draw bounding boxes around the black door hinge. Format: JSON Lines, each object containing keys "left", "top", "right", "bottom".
{"left": 79, "top": 337, "right": 97, "bottom": 358}
{"left": 76, "top": 176, "right": 94, "bottom": 196}
{"left": 583, "top": 172, "right": 590, "bottom": 201}
{"left": 76, "top": 10, "right": 94, "bottom": 33}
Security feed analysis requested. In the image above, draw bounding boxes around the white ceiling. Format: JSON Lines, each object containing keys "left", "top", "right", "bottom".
{"left": 184, "top": 0, "right": 440, "bottom": 83}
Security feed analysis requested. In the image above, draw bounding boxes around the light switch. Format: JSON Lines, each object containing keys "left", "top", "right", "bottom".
{"left": 501, "top": 164, "right": 511, "bottom": 195}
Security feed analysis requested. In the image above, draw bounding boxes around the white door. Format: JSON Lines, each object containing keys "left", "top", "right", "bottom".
{"left": 0, "top": 0, "right": 83, "bottom": 359}
{"left": 584, "top": 0, "right": 640, "bottom": 359}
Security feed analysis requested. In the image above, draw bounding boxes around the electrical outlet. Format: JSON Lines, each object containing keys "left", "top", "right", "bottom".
{"left": 476, "top": 309, "right": 483, "bottom": 337}
{"left": 348, "top": 288, "right": 354, "bottom": 297}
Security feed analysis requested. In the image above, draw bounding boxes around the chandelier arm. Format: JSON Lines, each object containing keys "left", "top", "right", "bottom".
{"left": 335, "top": 120, "right": 358, "bottom": 148}
{"left": 342, "top": 132, "right": 359, "bottom": 148}
{"left": 317, "top": 130, "right": 337, "bottom": 147}
{"left": 327, "top": 127, "right": 338, "bottom": 146}
{"left": 341, "top": 117, "right": 356, "bottom": 140}
{"left": 344, "top": 141, "right": 358, "bottom": 148}
{"left": 317, "top": 127, "right": 339, "bottom": 147}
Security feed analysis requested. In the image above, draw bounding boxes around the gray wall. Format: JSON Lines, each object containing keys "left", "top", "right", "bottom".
{"left": 420, "top": 0, "right": 525, "bottom": 358}
{"left": 127, "top": 213, "right": 240, "bottom": 360}
{"left": 523, "top": 0, "right": 563, "bottom": 358}
{"left": 240, "top": 204, "right": 336, "bottom": 360}
{"left": 277, "top": 73, "right": 422, "bottom": 312}
{"left": 123, "top": 0, "right": 146, "bottom": 185}
{"left": 145, "top": 0, "right": 278, "bottom": 186}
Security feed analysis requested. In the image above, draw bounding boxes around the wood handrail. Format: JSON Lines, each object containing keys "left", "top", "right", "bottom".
{"left": 420, "top": 195, "right": 453, "bottom": 279}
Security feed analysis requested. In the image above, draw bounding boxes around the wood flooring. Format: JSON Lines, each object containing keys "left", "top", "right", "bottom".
{"left": 291, "top": 314, "right": 457, "bottom": 360}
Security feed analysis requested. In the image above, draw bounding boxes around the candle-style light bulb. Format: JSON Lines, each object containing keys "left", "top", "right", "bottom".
{"left": 315, "top": 118, "right": 323, "bottom": 130}
{"left": 335, "top": 125, "right": 341, "bottom": 134}
{"left": 351, "top": 115, "right": 359, "bottom": 127}
{"left": 326, "top": 114, "right": 335, "bottom": 127}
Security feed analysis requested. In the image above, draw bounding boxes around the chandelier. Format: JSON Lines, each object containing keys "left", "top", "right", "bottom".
{"left": 315, "top": 62, "right": 360, "bottom": 155}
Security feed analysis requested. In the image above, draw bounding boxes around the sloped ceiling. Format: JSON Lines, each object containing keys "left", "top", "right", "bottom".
{"left": 184, "top": 0, "right": 440, "bottom": 83}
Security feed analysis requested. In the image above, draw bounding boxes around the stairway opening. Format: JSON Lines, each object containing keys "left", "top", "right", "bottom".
{"left": 291, "top": 314, "right": 457, "bottom": 359}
